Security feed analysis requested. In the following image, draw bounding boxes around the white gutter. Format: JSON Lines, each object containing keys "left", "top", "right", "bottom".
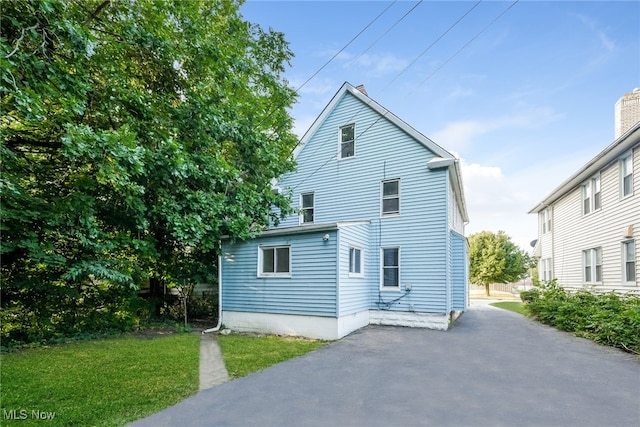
{"left": 202, "top": 253, "right": 223, "bottom": 334}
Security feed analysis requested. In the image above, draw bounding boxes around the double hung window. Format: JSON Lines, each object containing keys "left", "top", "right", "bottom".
{"left": 382, "top": 179, "right": 400, "bottom": 216}
{"left": 381, "top": 247, "right": 399, "bottom": 289}
{"left": 583, "top": 247, "right": 602, "bottom": 283}
{"left": 541, "top": 208, "right": 551, "bottom": 234}
{"left": 582, "top": 175, "right": 601, "bottom": 215}
{"left": 623, "top": 240, "right": 636, "bottom": 284}
{"left": 621, "top": 154, "right": 633, "bottom": 197}
{"left": 340, "top": 124, "right": 355, "bottom": 159}
{"left": 300, "top": 193, "right": 314, "bottom": 224}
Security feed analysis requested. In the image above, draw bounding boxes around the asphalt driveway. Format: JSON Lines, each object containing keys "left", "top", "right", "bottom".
{"left": 130, "top": 301, "right": 639, "bottom": 427}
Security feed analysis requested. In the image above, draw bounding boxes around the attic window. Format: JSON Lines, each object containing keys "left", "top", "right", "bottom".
{"left": 339, "top": 124, "right": 355, "bottom": 159}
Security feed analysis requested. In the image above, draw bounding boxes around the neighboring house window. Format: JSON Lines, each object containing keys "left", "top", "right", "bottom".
{"left": 339, "top": 124, "right": 355, "bottom": 159}
{"left": 621, "top": 154, "right": 633, "bottom": 197}
{"left": 583, "top": 247, "right": 602, "bottom": 283}
{"left": 258, "top": 245, "right": 291, "bottom": 277}
{"left": 623, "top": 240, "right": 636, "bottom": 284}
{"left": 300, "top": 192, "right": 314, "bottom": 224}
{"left": 541, "top": 208, "right": 551, "bottom": 234}
{"left": 541, "top": 258, "right": 552, "bottom": 282}
{"left": 582, "top": 175, "right": 601, "bottom": 215}
{"left": 381, "top": 179, "right": 400, "bottom": 216}
{"left": 381, "top": 247, "right": 399, "bottom": 289}
{"left": 349, "top": 247, "right": 364, "bottom": 277}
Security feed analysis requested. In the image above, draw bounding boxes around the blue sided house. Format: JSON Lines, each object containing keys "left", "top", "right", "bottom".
{"left": 220, "top": 82, "right": 469, "bottom": 339}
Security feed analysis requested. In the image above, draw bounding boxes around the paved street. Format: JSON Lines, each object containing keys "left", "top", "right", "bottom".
{"left": 130, "top": 301, "right": 639, "bottom": 427}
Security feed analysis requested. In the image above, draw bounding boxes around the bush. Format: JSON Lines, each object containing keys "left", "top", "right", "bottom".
{"left": 0, "top": 282, "right": 152, "bottom": 349}
{"left": 522, "top": 281, "right": 640, "bottom": 354}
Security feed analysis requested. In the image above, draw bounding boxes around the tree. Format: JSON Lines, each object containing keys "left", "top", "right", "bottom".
{"left": 1, "top": 0, "right": 298, "bottom": 319}
{"left": 468, "top": 231, "right": 531, "bottom": 296}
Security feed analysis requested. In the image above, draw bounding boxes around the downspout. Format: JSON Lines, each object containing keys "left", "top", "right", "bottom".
{"left": 202, "top": 252, "right": 223, "bottom": 334}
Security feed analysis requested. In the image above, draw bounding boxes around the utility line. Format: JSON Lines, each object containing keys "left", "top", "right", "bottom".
{"left": 347, "top": 0, "right": 423, "bottom": 70}
{"left": 293, "top": 0, "right": 397, "bottom": 94}
{"left": 411, "top": 0, "right": 520, "bottom": 93}
{"left": 384, "top": 0, "right": 483, "bottom": 92}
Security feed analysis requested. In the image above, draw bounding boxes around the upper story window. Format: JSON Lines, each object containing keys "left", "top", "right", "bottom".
{"left": 348, "top": 247, "right": 364, "bottom": 277}
{"left": 582, "top": 175, "right": 601, "bottom": 215}
{"left": 583, "top": 247, "right": 602, "bottom": 283}
{"left": 258, "top": 245, "right": 291, "bottom": 278}
{"left": 300, "top": 192, "right": 314, "bottom": 224}
{"left": 382, "top": 179, "right": 400, "bottom": 216}
{"left": 541, "top": 208, "right": 551, "bottom": 234}
{"left": 623, "top": 240, "right": 636, "bottom": 285}
{"left": 339, "top": 124, "right": 355, "bottom": 159}
{"left": 621, "top": 154, "right": 633, "bottom": 198}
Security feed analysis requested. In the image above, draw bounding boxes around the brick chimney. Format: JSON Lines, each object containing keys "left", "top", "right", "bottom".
{"left": 355, "top": 84, "right": 368, "bottom": 96}
{"left": 615, "top": 88, "right": 640, "bottom": 138}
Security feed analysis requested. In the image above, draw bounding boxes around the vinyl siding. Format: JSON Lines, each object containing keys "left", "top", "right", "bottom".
{"left": 337, "top": 223, "right": 371, "bottom": 316}
{"left": 545, "top": 145, "right": 639, "bottom": 289}
{"left": 452, "top": 231, "right": 468, "bottom": 310}
{"left": 280, "top": 91, "right": 452, "bottom": 314}
{"left": 221, "top": 230, "right": 338, "bottom": 316}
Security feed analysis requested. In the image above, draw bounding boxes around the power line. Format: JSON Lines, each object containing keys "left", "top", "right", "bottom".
{"left": 347, "top": 1, "right": 423, "bottom": 70}
{"left": 384, "top": 0, "right": 483, "bottom": 92}
{"left": 293, "top": 1, "right": 397, "bottom": 94}
{"left": 411, "top": 0, "right": 520, "bottom": 94}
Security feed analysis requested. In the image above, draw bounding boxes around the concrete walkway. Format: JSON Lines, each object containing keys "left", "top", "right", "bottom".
{"left": 132, "top": 302, "right": 639, "bottom": 427}
{"left": 199, "top": 333, "right": 229, "bottom": 390}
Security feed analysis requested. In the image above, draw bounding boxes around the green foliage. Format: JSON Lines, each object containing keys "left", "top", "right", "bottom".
{"left": 521, "top": 281, "right": 640, "bottom": 354}
{"left": 0, "top": 334, "right": 199, "bottom": 426}
{"left": 0, "top": 281, "right": 153, "bottom": 348}
{"left": 2, "top": 0, "right": 298, "bottom": 342}
{"left": 218, "top": 334, "right": 327, "bottom": 379}
{"left": 468, "top": 231, "right": 531, "bottom": 295}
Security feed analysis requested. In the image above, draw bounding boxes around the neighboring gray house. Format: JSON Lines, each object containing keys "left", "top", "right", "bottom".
{"left": 529, "top": 120, "right": 639, "bottom": 293}
{"left": 219, "top": 82, "right": 469, "bottom": 339}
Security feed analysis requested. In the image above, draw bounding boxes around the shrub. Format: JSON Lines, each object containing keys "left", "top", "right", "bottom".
{"left": 522, "top": 281, "right": 640, "bottom": 354}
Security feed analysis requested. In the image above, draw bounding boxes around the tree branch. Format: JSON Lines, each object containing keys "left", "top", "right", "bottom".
{"left": 85, "top": 1, "right": 111, "bottom": 25}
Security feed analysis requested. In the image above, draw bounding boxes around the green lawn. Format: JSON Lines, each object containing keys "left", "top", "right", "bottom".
{"left": 490, "top": 301, "right": 528, "bottom": 316}
{"left": 217, "top": 334, "right": 327, "bottom": 379}
{"left": 1, "top": 331, "right": 327, "bottom": 426}
{"left": 0, "top": 334, "right": 200, "bottom": 426}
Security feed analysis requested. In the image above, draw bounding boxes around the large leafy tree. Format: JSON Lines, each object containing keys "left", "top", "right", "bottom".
{"left": 1, "top": 0, "right": 298, "bottom": 297}
{"left": 468, "top": 231, "right": 531, "bottom": 296}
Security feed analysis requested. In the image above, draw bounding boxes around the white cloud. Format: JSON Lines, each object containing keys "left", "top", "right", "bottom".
{"left": 460, "top": 158, "right": 538, "bottom": 252}
{"left": 347, "top": 53, "right": 409, "bottom": 76}
{"left": 431, "top": 106, "right": 561, "bottom": 153}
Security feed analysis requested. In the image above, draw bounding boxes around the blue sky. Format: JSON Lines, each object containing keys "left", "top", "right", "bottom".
{"left": 240, "top": 0, "right": 640, "bottom": 251}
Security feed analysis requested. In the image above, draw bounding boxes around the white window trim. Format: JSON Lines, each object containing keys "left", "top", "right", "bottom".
{"left": 381, "top": 178, "right": 401, "bottom": 217}
{"left": 338, "top": 123, "right": 356, "bottom": 160}
{"left": 299, "top": 192, "right": 315, "bottom": 225}
{"left": 622, "top": 240, "right": 636, "bottom": 286}
{"left": 582, "top": 174, "right": 601, "bottom": 216}
{"left": 582, "top": 247, "right": 602, "bottom": 284}
{"left": 380, "top": 246, "right": 400, "bottom": 291}
{"left": 257, "top": 245, "right": 292, "bottom": 278}
{"left": 348, "top": 246, "right": 364, "bottom": 278}
{"left": 620, "top": 153, "right": 633, "bottom": 199}
{"left": 541, "top": 208, "right": 551, "bottom": 234}
{"left": 540, "top": 258, "right": 552, "bottom": 282}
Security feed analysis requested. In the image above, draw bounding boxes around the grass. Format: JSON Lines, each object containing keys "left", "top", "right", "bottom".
{"left": 217, "top": 334, "right": 327, "bottom": 379}
{"left": 490, "top": 301, "right": 529, "bottom": 316}
{"left": 0, "top": 333, "right": 200, "bottom": 426}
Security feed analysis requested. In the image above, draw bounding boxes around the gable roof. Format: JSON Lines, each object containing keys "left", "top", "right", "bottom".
{"left": 529, "top": 122, "right": 640, "bottom": 214}
{"left": 293, "top": 82, "right": 469, "bottom": 223}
